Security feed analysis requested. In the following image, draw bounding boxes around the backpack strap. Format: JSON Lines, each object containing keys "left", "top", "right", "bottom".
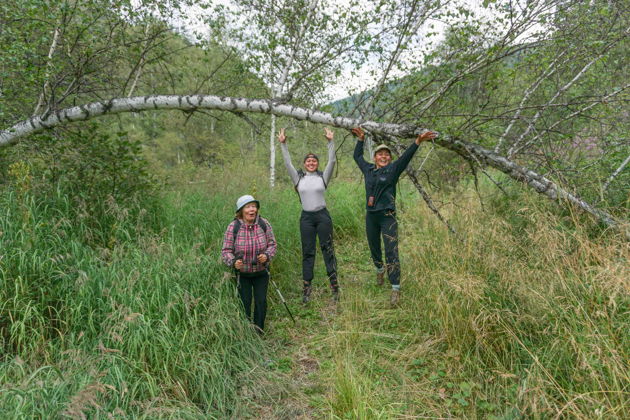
{"left": 317, "top": 170, "right": 327, "bottom": 189}
{"left": 294, "top": 169, "right": 305, "bottom": 192}
{"left": 232, "top": 218, "right": 242, "bottom": 243}
{"left": 257, "top": 217, "right": 268, "bottom": 233}
{"left": 294, "top": 169, "right": 327, "bottom": 195}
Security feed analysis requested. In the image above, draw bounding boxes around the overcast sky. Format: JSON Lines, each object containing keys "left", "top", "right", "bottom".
{"left": 159, "top": 0, "right": 526, "bottom": 102}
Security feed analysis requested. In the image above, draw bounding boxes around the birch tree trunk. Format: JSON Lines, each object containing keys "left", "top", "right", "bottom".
{"left": 270, "top": 113, "right": 276, "bottom": 188}
{"left": 0, "top": 94, "right": 625, "bottom": 237}
{"left": 33, "top": 25, "right": 61, "bottom": 115}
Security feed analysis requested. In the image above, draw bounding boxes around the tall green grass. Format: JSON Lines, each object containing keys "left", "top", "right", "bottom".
{"left": 315, "top": 179, "right": 629, "bottom": 419}
{"left": 0, "top": 186, "right": 274, "bottom": 418}
{"left": 1, "top": 167, "right": 627, "bottom": 418}
{"left": 0, "top": 167, "right": 368, "bottom": 418}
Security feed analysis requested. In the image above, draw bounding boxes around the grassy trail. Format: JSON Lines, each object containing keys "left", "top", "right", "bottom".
{"left": 243, "top": 187, "right": 629, "bottom": 419}
{"left": 258, "top": 233, "right": 460, "bottom": 419}
{"left": 0, "top": 181, "right": 626, "bottom": 419}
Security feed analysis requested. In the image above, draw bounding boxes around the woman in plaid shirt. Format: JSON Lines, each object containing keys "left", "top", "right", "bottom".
{"left": 222, "top": 195, "right": 277, "bottom": 333}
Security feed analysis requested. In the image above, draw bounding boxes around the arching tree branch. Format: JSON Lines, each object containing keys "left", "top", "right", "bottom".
{"left": 0, "top": 94, "right": 625, "bottom": 237}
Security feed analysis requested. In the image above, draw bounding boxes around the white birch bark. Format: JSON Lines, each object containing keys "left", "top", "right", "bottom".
{"left": 270, "top": 113, "right": 276, "bottom": 187}
{"left": 0, "top": 95, "right": 421, "bottom": 146}
{"left": 33, "top": 25, "right": 61, "bottom": 115}
{"left": 602, "top": 154, "right": 630, "bottom": 193}
{"left": 507, "top": 26, "right": 630, "bottom": 158}
{"left": 266, "top": 1, "right": 316, "bottom": 187}
{"left": 0, "top": 94, "right": 625, "bottom": 236}
{"left": 494, "top": 51, "right": 568, "bottom": 153}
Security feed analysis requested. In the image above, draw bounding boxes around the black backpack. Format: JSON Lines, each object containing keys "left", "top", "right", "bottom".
{"left": 232, "top": 217, "right": 267, "bottom": 242}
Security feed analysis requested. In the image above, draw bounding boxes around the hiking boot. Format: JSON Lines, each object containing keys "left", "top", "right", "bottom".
{"left": 331, "top": 288, "right": 340, "bottom": 303}
{"left": 252, "top": 324, "right": 264, "bottom": 336}
{"left": 376, "top": 269, "right": 385, "bottom": 286}
{"left": 302, "top": 285, "right": 312, "bottom": 304}
{"left": 390, "top": 289, "right": 400, "bottom": 307}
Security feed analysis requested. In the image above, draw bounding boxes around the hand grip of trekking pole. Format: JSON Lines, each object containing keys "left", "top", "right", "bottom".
{"left": 234, "top": 251, "right": 245, "bottom": 268}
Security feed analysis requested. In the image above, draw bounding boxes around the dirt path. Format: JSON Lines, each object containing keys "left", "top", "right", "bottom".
{"left": 253, "top": 242, "right": 375, "bottom": 419}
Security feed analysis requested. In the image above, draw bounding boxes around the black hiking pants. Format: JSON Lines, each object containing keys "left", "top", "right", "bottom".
{"left": 365, "top": 210, "right": 400, "bottom": 286}
{"left": 300, "top": 208, "right": 338, "bottom": 289}
{"left": 238, "top": 270, "right": 269, "bottom": 331}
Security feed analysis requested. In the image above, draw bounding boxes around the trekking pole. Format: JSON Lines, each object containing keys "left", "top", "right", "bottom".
{"left": 233, "top": 251, "right": 246, "bottom": 292}
{"left": 235, "top": 269, "right": 241, "bottom": 289}
{"left": 266, "top": 264, "right": 296, "bottom": 325}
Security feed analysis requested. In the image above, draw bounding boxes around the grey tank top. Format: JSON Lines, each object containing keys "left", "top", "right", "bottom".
{"left": 280, "top": 140, "right": 335, "bottom": 212}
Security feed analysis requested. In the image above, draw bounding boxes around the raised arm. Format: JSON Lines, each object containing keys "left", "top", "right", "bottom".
{"left": 391, "top": 141, "right": 419, "bottom": 178}
{"left": 392, "top": 130, "right": 438, "bottom": 178}
{"left": 351, "top": 127, "right": 370, "bottom": 173}
{"left": 322, "top": 128, "right": 336, "bottom": 185}
{"left": 278, "top": 128, "right": 300, "bottom": 185}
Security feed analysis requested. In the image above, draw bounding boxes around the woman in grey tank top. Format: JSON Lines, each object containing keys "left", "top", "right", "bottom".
{"left": 278, "top": 127, "right": 339, "bottom": 303}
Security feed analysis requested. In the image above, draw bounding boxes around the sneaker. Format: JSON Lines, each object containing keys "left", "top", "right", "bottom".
{"left": 390, "top": 289, "right": 400, "bottom": 307}
{"left": 302, "top": 285, "right": 312, "bottom": 304}
{"left": 376, "top": 268, "right": 385, "bottom": 286}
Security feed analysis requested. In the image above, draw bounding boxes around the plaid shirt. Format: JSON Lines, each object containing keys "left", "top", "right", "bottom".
{"left": 221, "top": 216, "right": 277, "bottom": 273}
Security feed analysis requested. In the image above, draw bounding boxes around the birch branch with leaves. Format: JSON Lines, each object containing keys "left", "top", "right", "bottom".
{"left": 0, "top": 94, "right": 625, "bottom": 237}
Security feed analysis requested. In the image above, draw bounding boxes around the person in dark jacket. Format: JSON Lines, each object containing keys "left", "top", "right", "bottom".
{"left": 351, "top": 127, "right": 437, "bottom": 306}
{"left": 222, "top": 195, "right": 277, "bottom": 333}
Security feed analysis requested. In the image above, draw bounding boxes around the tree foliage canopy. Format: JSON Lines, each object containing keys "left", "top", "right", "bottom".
{"left": 0, "top": 0, "right": 628, "bottom": 230}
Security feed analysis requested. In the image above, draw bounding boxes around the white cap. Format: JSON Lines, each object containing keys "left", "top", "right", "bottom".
{"left": 235, "top": 195, "right": 259, "bottom": 213}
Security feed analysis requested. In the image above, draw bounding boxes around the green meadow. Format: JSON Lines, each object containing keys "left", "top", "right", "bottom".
{"left": 1, "top": 0, "right": 628, "bottom": 418}
{"left": 1, "top": 167, "right": 627, "bottom": 419}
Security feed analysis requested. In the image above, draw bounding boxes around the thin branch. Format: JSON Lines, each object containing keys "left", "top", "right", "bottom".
{"left": 494, "top": 50, "right": 569, "bottom": 153}
{"left": 468, "top": 162, "right": 486, "bottom": 212}
{"left": 602, "top": 153, "right": 630, "bottom": 193}
{"left": 405, "top": 165, "right": 459, "bottom": 237}
{"left": 516, "top": 83, "right": 630, "bottom": 154}
{"left": 507, "top": 27, "right": 630, "bottom": 158}
{"left": 33, "top": 21, "right": 62, "bottom": 115}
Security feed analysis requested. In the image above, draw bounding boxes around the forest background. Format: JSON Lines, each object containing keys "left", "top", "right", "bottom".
{"left": 0, "top": 0, "right": 628, "bottom": 418}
